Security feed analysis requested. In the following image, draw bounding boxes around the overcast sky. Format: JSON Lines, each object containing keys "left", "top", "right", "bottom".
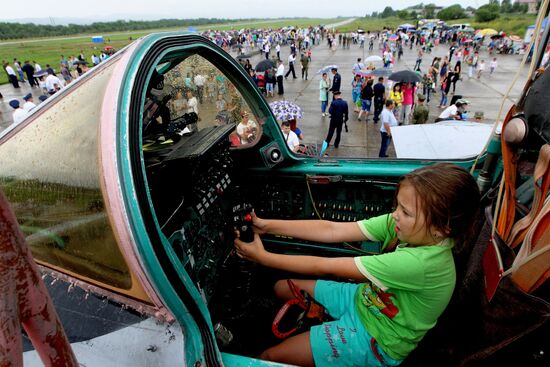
{"left": 1, "top": 0, "right": 490, "bottom": 23}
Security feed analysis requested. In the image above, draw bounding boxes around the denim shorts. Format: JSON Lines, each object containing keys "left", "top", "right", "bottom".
{"left": 266, "top": 83, "right": 274, "bottom": 92}
{"left": 361, "top": 99, "right": 372, "bottom": 112}
{"left": 310, "top": 280, "right": 402, "bottom": 367}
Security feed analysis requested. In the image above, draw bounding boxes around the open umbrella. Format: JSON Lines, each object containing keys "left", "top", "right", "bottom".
{"left": 255, "top": 59, "right": 275, "bottom": 72}
{"left": 33, "top": 70, "right": 48, "bottom": 78}
{"left": 388, "top": 34, "right": 399, "bottom": 41}
{"left": 317, "top": 64, "right": 338, "bottom": 74}
{"left": 509, "top": 35, "right": 522, "bottom": 42}
{"left": 366, "top": 68, "right": 393, "bottom": 78}
{"left": 389, "top": 70, "right": 422, "bottom": 83}
{"left": 477, "top": 28, "right": 498, "bottom": 36}
{"left": 463, "top": 38, "right": 474, "bottom": 43}
{"left": 269, "top": 101, "right": 303, "bottom": 121}
{"left": 355, "top": 69, "right": 374, "bottom": 77}
{"left": 73, "top": 60, "right": 88, "bottom": 65}
{"left": 364, "top": 55, "right": 383, "bottom": 63}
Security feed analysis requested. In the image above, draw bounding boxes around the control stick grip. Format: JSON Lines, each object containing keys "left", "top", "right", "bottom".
{"left": 239, "top": 213, "right": 255, "bottom": 243}
{"left": 233, "top": 203, "right": 255, "bottom": 243}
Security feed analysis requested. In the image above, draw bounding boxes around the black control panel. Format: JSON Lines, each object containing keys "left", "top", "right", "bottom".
{"left": 145, "top": 125, "right": 237, "bottom": 302}
{"left": 246, "top": 177, "right": 395, "bottom": 223}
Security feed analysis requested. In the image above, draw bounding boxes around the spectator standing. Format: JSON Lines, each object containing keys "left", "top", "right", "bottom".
{"left": 422, "top": 71, "right": 433, "bottom": 103}
{"left": 4, "top": 62, "right": 20, "bottom": 88}
{"left": 401, "top": 83, "right": 416, "bottom": 125}
{"left": 300, "top": 53, "right": 309, "bottom": 80}
{"left": 372, "top": 77, "right": 386, "bottom": 123}
{"left": 275, "top": 43, "right": 281, "bottom": 60}
{"left": 324, "top": 91, "right": 349, "bottom": 149}
{"left": 451, "top": 61, "right": 461, "bottom": 94}
{"left": 490, "top": 58, "right": 498, "bottom": 74}
{"left": 33, "top": 61, "right": 42, "bottom": 72}
{"left": 412, "top": 94, "right": 429, "bottom": 124}
{"left": 476, "top": 60, "right": 485, "bottom": 79}
{"left": 21, "top": 61, "right": 36, "bottom": 87}
{"left": 13, "top": 59, "right": 25, "bottom": 82}
{"left": 329, "top": 67, "right": 341, "bottom": 100}
{"left": 60, "top": 64, "right": 72, "bottom": 85}
{"left": 357, "top": 78, "right": 374, "bottom": 122}
{"left": 194, "top": 74, "right": 206, "bottom": 104}
{"left": 379, "top": 100, "right": 398, "bottom": 158}
{"left": 389, "top": 84, "right": 403, "bottom": 122}
{"left": 264, "top": 68, "right": 276, "bottom": 98}
{"left": 285, "top": 53, "right": 297, "bottom": 79}
{"left": 276, "top": 60, "right": 285, "bottom": 95}
{"left": 468, "top": 52, "right": 479, "bottom": 79}
{"left": 352, "top": 58, "right": 364, "bottom": 75}
{"left": 439, "top": 73, "right": 449, "bottom": 108}
{"left": 319, "top": 72, "right": 330, "bottom": 116}
{"left": 351, "top": 74, "right": 362, "bottom": 113}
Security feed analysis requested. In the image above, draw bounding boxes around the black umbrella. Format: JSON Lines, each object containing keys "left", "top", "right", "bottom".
{"left": 73, "top": 60, "right": 88, "bottom": 65}
{"left": 255, "top": 59, "right": 275, "bottom": 72}
{"left": 388, "top": 70, "right": 422, "bottom": 83}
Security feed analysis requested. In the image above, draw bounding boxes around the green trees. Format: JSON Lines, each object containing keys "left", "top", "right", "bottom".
{"left": 380, "top": 7, "right": 396, "bottom": 18}
{"left": 475, "top": 4, "right": 500, "bottom": 22}
{"left": 437, "top": 5, "right": 467, "bottom": 20}
{"left": 424, "top": 4, "right": 437, "bottom": 18}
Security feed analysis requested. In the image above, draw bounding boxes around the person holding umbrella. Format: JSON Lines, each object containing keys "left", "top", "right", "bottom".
{"left": 319, "top": 73, "right": 330, "bottom": 116}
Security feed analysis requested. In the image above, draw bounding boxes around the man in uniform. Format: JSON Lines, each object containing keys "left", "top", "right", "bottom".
{"left": 412, "top": 94, "right": 429, "bottom": 124}
{"left": 323, "top": 91, "right": 348, "bottom": 150}
{"left": 329, "top": 67, "right": 341, "bottom": 101}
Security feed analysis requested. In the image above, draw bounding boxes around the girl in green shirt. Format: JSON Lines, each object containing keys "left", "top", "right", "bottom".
{"left": 234, "top": 163, "right": 480, "bottom": 367}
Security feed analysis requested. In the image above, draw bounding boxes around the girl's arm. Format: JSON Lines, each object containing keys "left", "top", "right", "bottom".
{"left": 234, "top": 234, "right": 365, "bottom": 281}
{"left": 254, "top": 214, "right": 369, "bottom": 242}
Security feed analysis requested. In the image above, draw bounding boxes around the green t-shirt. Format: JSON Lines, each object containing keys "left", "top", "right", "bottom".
{"left": 354, "top": 214, "right": 456, "bottom": 360}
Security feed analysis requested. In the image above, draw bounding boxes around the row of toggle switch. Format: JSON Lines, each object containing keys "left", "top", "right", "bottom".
{"left": 316, "top": 201, "right": 384, "bottom": 213}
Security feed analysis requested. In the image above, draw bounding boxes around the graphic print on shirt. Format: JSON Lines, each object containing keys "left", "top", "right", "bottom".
{"left": 359, "top": 280, "right": 399, "bottom": 319}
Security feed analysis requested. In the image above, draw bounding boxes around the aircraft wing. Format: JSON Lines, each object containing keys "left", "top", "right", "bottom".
{"left": 392, "top": 121, "right": 494, "bottom": 160}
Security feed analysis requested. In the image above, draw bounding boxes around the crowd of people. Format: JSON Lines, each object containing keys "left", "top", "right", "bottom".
{"left": 207, "top": 23, "right": 517, "bottom": 157}
{"left": 2, "top": 49, "right": 116, "bottom": 127}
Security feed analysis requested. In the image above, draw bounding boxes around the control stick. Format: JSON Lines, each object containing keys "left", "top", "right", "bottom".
{"left": 233, "top": 203, "right": 254, "bottom": 243}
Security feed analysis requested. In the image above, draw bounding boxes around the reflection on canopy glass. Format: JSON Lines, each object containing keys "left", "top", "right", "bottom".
{"left": 0, "top": 61, "right": 132, "bottom": 290}
{"left": 142, "top": 54, "right": 264, "bottom": 149}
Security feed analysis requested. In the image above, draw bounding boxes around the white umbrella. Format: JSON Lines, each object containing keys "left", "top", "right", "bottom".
{"left": 364, "top": 55, "right": 383, "bottom": 63}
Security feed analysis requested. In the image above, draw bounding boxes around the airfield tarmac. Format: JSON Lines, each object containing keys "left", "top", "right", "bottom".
{"left": 0, "top": 31, "right": 530, "bottom": 159}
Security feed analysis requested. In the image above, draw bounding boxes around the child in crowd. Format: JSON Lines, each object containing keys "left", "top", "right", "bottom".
{"left": 476, "top": 60, "right": 485, "bottom": 79}
{"left": 234, "top": 163, "right": 481, "bottom": 367}
{"left": 490, "top": 58, "right": 498, "bottom": 75}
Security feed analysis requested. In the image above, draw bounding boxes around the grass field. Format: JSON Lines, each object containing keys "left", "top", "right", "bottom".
{"left": 0, "top": 17, "right": 338, "bottom": 85}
